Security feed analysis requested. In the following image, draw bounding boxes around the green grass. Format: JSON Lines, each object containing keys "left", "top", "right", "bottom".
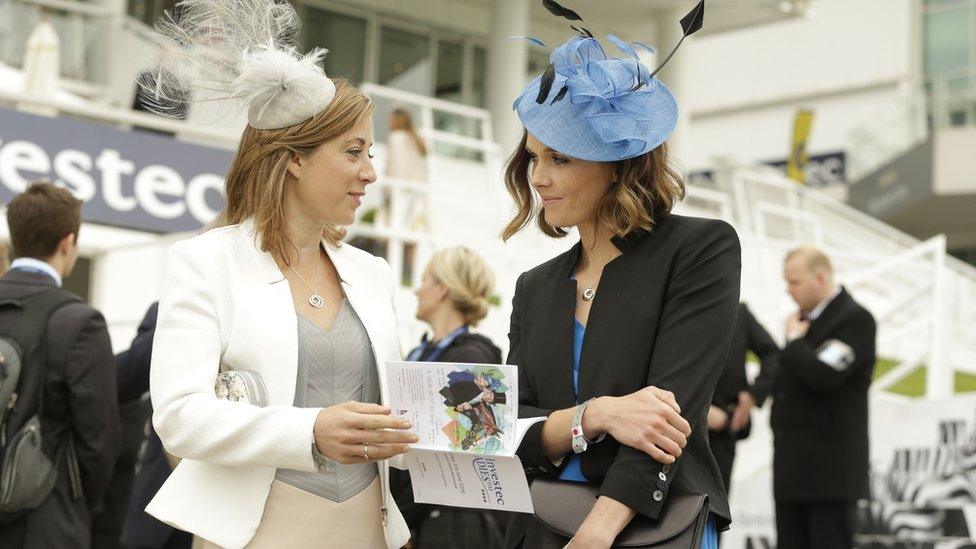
{"left": 871, "top": 359, "right": 976, "bottom": 397}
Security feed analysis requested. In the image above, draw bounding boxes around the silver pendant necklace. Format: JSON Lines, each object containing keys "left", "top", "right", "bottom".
{"left": 290, "top": 252, "right": 325, "bottom": 309}
{"left": 582, "top": 287, "right": 597, "bottom": 301}
{"left": 582, "top": 287, "right": 597, "bottom": 302}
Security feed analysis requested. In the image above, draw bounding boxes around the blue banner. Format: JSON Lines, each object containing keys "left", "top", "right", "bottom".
{"left": 0, "top": 107, "right": 233, "bottom": 233}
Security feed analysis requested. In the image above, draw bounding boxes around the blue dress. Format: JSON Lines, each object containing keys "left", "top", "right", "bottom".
{"left": 563, "top": 313, "right": 717, "bottom": 548}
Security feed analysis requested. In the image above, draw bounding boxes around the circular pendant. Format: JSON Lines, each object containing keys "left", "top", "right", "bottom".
{"left": 582, "top": 288, "right": 596, "bottom": 302}
{"left": 308, "top": 294, "right": 325, "bottom": 308}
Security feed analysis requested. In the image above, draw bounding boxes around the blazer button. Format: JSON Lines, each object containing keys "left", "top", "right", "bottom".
{"left": 658, "top": 472, "right": 667, "bottom": 482}
{"left": 662, "top": 463, "right": 672, "bottom": 474}
{"left": 656, "top": 480, "right": 667, "bottom": 490}
{"left": 652, "top": 490, "right": 664, "bottom": 502}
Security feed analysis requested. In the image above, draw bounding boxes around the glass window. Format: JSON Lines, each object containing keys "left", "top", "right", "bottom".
{"left": 303, "top": 7, "right": 367, "bottom": 84}
{"left": 471, "top": 45, "right": 487, "bottom": 108}
{"left": 127, "top": 0, "right": 179, "bottom": 26}
{"left": 435, "top": 39, "right": 463, "bottom": 102}
{"left": 378, "top": 25, "right": 431, "bottom": 95}
{"left": 923, "top": 6, "right": 972, "bottom": 74}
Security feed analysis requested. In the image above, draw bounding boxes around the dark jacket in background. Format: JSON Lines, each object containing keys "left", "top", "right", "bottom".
{"left": 92, "top": 303, "right": 158, "bottom": 549}
{"left": 436, "top": 333, "right": 503, "bottom": 365}
{"left": 708, "top": 302, "right": 779, "bottom": 492}
{"left": 393, "top": 330, "right": 506, "bottom": 549}
{"left": 0, "top": 269, "right": 120, "bottom": 549}
{"left": 771, "top": 287, "right": 876, "bottom": 502}
{"left": 114, "top": 303, "right": 191, "bottom": 549}
{"left": 506, "top": 215, "right": 741, "bottom": 548}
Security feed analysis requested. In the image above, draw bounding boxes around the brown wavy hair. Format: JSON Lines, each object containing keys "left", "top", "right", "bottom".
{"left": 220, "top": 78, "right": 373, "bottom": 265}
{"left": 500, "top": 132, "right": 685, "bottom": 241}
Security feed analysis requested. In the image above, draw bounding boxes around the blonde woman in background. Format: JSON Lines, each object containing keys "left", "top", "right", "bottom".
{"left": 409, "top": 247, "right": 499, "bottom": 364}
{"left": 378, "top": 108, "right": 429, "bottom": 230}
{"left": 392, "top": 246, "right": 506, "bottom": 549}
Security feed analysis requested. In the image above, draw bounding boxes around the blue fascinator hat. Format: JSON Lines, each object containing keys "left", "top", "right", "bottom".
{"left": 514, "top": 0, "right": 705, "bottom": 162}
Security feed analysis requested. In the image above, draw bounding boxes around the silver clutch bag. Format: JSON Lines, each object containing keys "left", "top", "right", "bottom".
{"left": 214, "top": 370, "right": 268, "bottom": 407}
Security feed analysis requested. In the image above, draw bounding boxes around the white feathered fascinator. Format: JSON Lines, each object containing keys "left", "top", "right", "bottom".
{"left": 142, "top": 0, "right": 336, "bottom": 130}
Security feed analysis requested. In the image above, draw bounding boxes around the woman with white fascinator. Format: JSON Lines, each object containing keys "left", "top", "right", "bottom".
{"left": 143, "top": 1, "right": 415, "bottom": 547}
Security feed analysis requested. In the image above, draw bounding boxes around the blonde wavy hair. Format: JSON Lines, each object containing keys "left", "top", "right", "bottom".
{"left": 501, "top": 131, "right": 685, "bottom": 241}
{"left": 427, "top": 246, "right": 495, "bottom": 326}
{"left": 220, "top": 78, "right": 373, "bottom": 265}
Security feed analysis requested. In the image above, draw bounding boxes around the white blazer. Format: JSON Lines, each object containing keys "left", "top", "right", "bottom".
{"left": 146, "top": 219, "right": 411, "bottom": 549}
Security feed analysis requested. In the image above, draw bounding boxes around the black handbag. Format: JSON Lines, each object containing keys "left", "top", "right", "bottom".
{"left": 530, "top": 478, "right": 709, "bottom": 548}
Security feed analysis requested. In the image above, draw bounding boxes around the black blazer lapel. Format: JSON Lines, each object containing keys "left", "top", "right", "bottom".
{"left": 806, "top": 288, "right": 853, "bottom": 345}
{"left": 537, "top": 243, "right": 581, "bottom": 409}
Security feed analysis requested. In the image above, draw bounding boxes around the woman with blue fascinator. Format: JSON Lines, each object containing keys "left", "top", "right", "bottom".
{"left": 502, "top": 2, "right": 738, "bottom": 548}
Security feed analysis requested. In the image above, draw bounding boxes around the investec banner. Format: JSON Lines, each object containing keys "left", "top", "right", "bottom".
{"left": 0, "top": 107, "right": 232, "bottom": 233}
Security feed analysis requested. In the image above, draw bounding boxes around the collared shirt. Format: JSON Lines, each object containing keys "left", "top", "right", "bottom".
{"left": 805, "top": 286, "right": 842, "bottom": 322}
{"left": 9, "top": 257, "right": 62, "bottom": 287}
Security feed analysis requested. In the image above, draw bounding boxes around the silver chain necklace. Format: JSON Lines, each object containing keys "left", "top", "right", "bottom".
{"left": 290, "top": 253, "right": 325, "bottom": 309}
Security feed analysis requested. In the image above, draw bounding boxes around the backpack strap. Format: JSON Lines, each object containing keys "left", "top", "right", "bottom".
{"left": 0, "top": 289, "right": 81, "bottom": 420}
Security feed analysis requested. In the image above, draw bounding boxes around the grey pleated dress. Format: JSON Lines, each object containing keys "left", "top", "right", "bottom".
{"left": 202, "top": 299, "right": 388, "bottom": 548}
{"left": 275, "top": 298, "right": 381, "bottom": 501}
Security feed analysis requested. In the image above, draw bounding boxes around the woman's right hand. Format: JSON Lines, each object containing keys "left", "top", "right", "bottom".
{"left": 313, "top": 401, "right": 419, "bottom": 464}
{"left": 585, "top": 387, "right": 691, "bottom": 464}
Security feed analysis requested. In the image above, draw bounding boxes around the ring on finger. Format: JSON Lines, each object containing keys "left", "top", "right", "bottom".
{"left": 363, "top": 443, "right": 369, "bottom": 462}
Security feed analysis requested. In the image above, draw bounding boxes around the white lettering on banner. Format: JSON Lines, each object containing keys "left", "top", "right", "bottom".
{"left": 186, "top": 174, "right": 223, "bottom": 223}
{"left": 0, "top": 138, "right": 225, "bottom": 227}
{"left": 135, "top": 165, "right": 186, "bottom": 219}
{"left": 0, "top": 140, "right": 51, "bottom": 192}
{"left": 96, "top": 149, "right": 137, "bottom": 212}
{"left": 54, "top": 149, "right": 96, "bottom": 202}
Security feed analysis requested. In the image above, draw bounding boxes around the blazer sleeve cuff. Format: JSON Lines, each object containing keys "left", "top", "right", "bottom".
{"left": 515, "top": 410, "right": 563, "bottom": 477}
{"left": 598, "top": 451, "right": 680, "bottom": 520}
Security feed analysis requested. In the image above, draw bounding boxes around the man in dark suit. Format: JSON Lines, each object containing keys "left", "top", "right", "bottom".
{"left": 772, "top": 246, "right": 876, "bottom": 549}
{"left": 707, "top": 302, "right": 779, "bottom": 494}
{"left": 0, "top": 182, "right": 120, "bottom": 548}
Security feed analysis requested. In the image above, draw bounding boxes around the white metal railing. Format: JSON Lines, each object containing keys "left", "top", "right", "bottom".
{"left": 845, "top": 85, "right": 928, "bottom": 182}
{"left": 0, "top": 88, "right": 241, "bottom": 148}
{"left": 707, "top": 161, "right": 976, "bottom": 398}
{"left": 928, "top": 67, "right": 976, "bottom": 129}
{"left": 357, "top": 83, "right": 505, "bottom": 301}
{"left": 846, "top": 70, "right": 976, "bottom": 182}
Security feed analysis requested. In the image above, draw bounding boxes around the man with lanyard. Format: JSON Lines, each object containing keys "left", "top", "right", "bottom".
{"left": 772, "top": 246, "right": 876, "bottom": 549}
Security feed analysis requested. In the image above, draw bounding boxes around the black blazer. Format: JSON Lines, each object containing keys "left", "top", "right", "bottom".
{"left": 507, "top": 214, "right": 741, "bottom": 541}
{"left": 771, "top": 287, "right": 876, "bottom": 502}
{"left": 0, "top": 270, "right": 120, "bottom": 548}
{"left": 712, "top": 303, "right": 779, "bottom": 416}
{"left": 116, "top": 302, "right": 158, "bottom": 404}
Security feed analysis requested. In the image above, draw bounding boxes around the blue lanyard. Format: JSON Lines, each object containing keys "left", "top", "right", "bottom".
{"left": 407, "top": 326, "right": 469, "bottom": 362}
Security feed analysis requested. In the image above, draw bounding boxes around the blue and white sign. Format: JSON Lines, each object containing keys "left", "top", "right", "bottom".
{"left": 0, "top": 107, "right": 233, "bottom": 233}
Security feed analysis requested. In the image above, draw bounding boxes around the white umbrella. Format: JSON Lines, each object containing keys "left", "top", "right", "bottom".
{"left": 19, "top": 17, "right": 61, "bottom": 116}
